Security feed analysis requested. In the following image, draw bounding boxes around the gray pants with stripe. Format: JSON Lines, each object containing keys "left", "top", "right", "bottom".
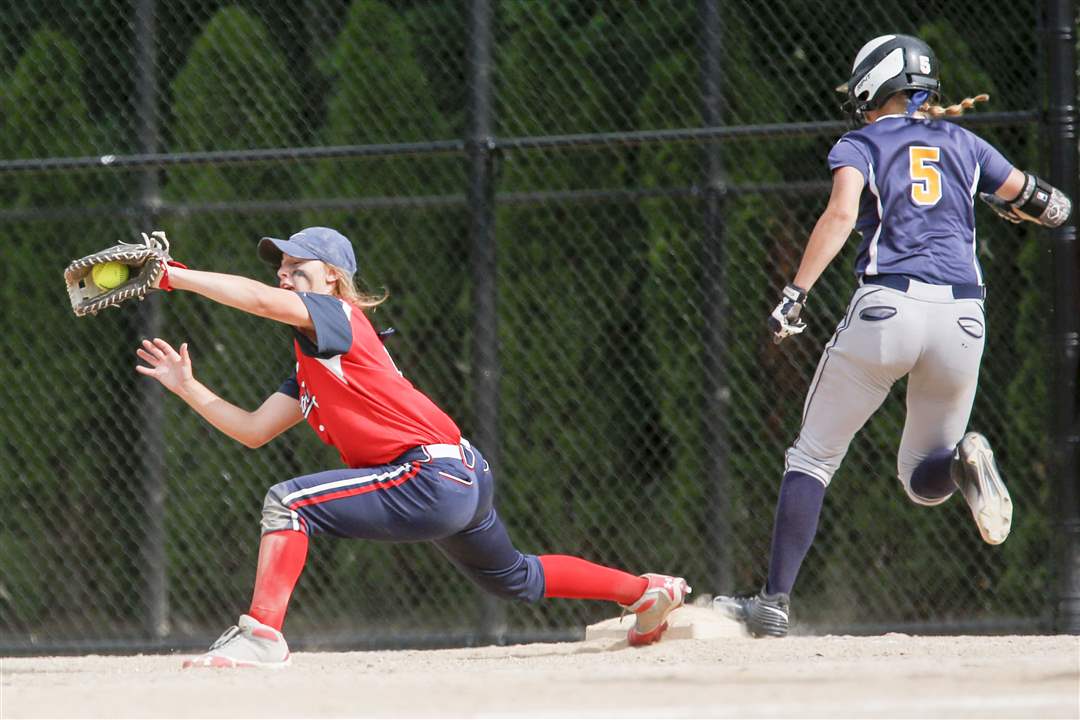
{"left": 785, "top": 280, "right": 986, "bottom": 503}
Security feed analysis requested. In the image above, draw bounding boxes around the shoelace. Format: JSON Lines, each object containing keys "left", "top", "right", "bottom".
{"left": 208, "top": 625, "right": 241, "bottom": 651}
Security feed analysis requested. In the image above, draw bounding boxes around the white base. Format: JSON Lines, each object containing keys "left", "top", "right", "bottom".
{"left": 585, "top": 601, "right": 748, "bottom": 642}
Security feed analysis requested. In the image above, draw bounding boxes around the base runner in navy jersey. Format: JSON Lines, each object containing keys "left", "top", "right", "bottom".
{"left": 134, "top": 226, "right": 690, "bottom": 668}
{"left": 711, "top": 34, "right": 1071, "bottom": 638}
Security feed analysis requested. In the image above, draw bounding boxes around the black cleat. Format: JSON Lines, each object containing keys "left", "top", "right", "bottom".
{"left": 712, "top": 588, "right": 790, "bottom": 638}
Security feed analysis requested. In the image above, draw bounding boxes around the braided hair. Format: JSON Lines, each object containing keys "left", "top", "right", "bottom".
{"left": 918, "top": 92, "right": 990, "bottom": 118}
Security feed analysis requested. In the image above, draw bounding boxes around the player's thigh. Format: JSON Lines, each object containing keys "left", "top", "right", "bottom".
{"left": 262, "top": 462, "right": 475, "bottom": 541}
{"left": 896, "top": 300, "right": 985, "bottom": 480}
{"left": 789, "top": 288, "right": 915, "bottom": 482}
{"left": 431, "top": 447, "right": 511, "bottom": 571}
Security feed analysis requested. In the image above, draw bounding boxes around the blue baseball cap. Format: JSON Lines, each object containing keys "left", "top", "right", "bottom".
{"left": 258, "top": 227, "right": 357, "bottom": 275}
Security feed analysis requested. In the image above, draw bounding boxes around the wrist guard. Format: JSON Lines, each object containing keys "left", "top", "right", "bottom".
{"left": 782, "top": 283, "right": 808, "bottom": 304}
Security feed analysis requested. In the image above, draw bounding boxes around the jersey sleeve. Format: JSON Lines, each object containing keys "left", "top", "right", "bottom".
{"left": 277, "top": 373, "right": 300, "bottom": 399}
{"left": 293, "top": 292, "right": 353, "bottom": 358}
{"left": 972, "top": 134, "right": 1014, "bottom": 194}
{"left": 828, "top": 136, "right": 870, "bottom": 181}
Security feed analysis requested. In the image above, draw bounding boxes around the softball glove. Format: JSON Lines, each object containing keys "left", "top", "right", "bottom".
{"left": 64, "top": 231, "right": 185, "bottom": 317}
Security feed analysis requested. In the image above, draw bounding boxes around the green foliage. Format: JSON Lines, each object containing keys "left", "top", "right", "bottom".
{"left": 0, "top": 30, "right": 116, "bottom": 204}
{"left": 403, "top": 2, "right": 468, "bottom": 135}
{"left": 168, "top": 6, "right": 303, "bottom": 197}
{"left": 997, "top": 236, "right": 1051, "bottom": 597}
{"left": 0, "top": 30, "right": 133, "bottom": 632}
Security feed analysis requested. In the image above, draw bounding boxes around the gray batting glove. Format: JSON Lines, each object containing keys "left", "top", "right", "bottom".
{"left": 768, "top": 283, "right": 808, "bottom": 344}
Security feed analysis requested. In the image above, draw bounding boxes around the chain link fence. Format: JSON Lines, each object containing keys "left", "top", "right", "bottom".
{"left": 0, "top": 0, "right": 1072, "bottom": 652}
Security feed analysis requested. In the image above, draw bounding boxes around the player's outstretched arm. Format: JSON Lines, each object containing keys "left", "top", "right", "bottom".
{"left": 162, "top": 266, "right": 315, "bottom": 330}
{"left": 136, "top": 338, "right": 304, "bottom": 448}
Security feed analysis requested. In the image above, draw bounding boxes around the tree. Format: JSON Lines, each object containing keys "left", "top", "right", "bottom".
{"left": 0, "top": 29, "right": 133, "bottom": 635}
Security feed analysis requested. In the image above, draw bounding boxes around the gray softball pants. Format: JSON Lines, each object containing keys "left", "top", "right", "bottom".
{"left": 784, "top": 277, "right": 986, "bottom": 504}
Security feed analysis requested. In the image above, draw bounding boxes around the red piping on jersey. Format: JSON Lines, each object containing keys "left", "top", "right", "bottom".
{"left": 287, "top": 462, "right": 422, "bottom": 509}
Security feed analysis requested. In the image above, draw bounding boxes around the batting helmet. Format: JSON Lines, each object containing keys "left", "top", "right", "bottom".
{"left": 838, "top": 34, "right": 940, "bottom": 124}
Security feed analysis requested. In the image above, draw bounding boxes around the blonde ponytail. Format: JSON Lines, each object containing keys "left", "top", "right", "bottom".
{"left": 919, "top": 93, "right": 990, "bottom": 118}
{"left": 327, "top": 262, "right": 388, "bottom": 311}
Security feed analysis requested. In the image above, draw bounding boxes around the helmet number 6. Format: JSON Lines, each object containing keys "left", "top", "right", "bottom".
{"left": 909, "top": 146, "right": 942, "bottom": 206}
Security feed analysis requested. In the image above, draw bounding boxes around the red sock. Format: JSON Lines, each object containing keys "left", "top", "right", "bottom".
{"left": 248, "top": 530, "right": 309, "bottom": 631}
{"left": 539, "top": 555, "right": 647, "bottom": 605}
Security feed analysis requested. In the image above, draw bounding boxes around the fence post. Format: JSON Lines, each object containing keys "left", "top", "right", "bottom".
{"left": 466, "top": 0, "right": 505, "bottom": 644}
{"left": 1045, "top": 0, "right": 1080, "bottom": 635}
{"left": 700, "top": 0, "right": 732, "bottom": 592}
{"left": 134, "top": 0, "right": 168, "bottom": 640}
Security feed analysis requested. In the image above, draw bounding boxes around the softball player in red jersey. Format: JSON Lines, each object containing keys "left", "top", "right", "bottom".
{"left": 712, "top": 34, "right": 1071, "bottom": 638}
{"left": 136, "top": 226, "right": 689, "bottom": 668}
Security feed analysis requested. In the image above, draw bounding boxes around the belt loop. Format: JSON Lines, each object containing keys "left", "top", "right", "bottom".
{"left": 461, "top": 440, "right": 476, "bottom": 469}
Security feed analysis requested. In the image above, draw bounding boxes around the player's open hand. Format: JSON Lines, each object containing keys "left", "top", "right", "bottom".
{"left": 136, "top": 338, "right": 194, "bottom": 394}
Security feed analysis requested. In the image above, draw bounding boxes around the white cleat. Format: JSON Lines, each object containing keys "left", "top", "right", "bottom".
{"left": 182, "top": 614, "right": 291, "bottom": 669}
{"left": 955, "top": 432, "right": 1013, "bottom": 545}
{"left": 620, "top": 573, "right": 692, "bottom": 646}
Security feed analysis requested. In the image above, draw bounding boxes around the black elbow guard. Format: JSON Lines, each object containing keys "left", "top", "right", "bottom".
{"left": 1011, "top": 172, "right": 1072, "bottom": 228}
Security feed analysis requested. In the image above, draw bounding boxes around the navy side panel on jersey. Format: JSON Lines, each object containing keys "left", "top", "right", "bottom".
{"left": 276, "top": 293, "right": 354, "bottom": 398}
{"left": 828, "top": 116, "right": 1012, "bottom": 285}
{"left": 293, "top": 292, "right": 353, "bottom": 358}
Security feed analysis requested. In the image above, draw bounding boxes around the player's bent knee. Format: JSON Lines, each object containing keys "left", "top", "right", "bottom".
{"left": 900, "top": 479, "right": 953, "bottom": 507}
{"left": 898, "top": 467, "right": 952, "bottom": 507}
{"left": 784, "top": 447, "right": 837, "bottom": 488}
{"left": 261, "top": 483, "right": 301, "bottom": 534}
{"left": 900, "top": 451, "right": 957, "bottom": 507}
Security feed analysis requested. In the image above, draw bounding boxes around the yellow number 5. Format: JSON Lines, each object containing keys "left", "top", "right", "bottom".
{"left": 909, "top": 146, "right": 942, "bottom": 206}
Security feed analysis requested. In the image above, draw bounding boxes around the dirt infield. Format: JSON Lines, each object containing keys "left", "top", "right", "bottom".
{"left": 3, "top": 611, "right": 1077, "bottom": 719}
